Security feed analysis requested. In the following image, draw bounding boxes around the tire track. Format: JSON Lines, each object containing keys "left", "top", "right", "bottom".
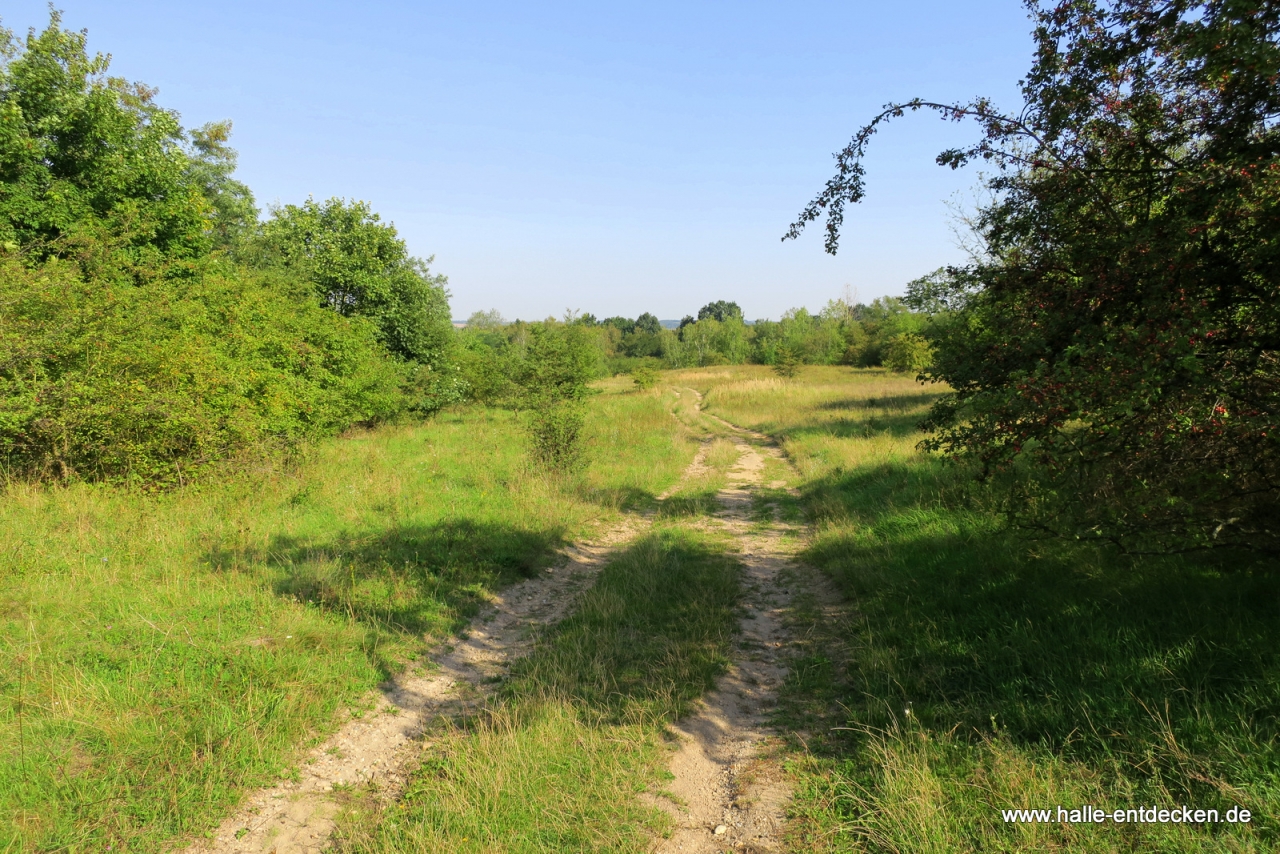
{"left": 649, "top": 389, "right": 822, "bottom": 854}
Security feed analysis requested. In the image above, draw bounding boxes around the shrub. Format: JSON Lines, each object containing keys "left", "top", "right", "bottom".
{"left": 525, "top": 401, "right": 588, "bottom": 473}
{"left": 630, "top": 365, "right": 660, "bottom": 391}
{"left": 0, "top": 255, "right": 408, "bottom": 485}
{"left": 883, "top": 332, "right": 934, "bottom": 374}
{"left": 772, "top": 347, "right": 800, "bottom": 378}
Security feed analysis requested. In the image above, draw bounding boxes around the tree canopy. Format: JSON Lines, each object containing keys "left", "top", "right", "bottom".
{"left": 789, "top": 0, "right": 1280, "bottom": 553}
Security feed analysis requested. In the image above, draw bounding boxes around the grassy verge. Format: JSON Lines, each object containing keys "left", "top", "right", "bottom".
{"left": 672, "top": 365, "right": 1280, "bottom": 853}
{"left": 337, "top": 526, "right": 742, "bottom": 853}
{"left": 0, "top": 382, "right": 697, "bottom": 852}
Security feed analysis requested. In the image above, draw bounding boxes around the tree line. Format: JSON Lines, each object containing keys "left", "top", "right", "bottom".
{"left": 455, "top": 294, "right": 937, "bottom": 396}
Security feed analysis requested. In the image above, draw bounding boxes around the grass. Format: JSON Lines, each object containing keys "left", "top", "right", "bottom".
{"left": 336, "top": 526, "right": 743, "bottom": 854}
{"left": 672, "top": 364, "right": 1280, "bottom": 853}
{"left": 0, "top": 381, "right": 699, "bottom": 852}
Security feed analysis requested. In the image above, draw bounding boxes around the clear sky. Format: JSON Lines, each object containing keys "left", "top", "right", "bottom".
{"left": 4, "top": 1, "right": 1035, "bottom": 321}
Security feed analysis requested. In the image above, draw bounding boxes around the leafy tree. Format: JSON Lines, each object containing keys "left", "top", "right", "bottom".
{"left": 634, "top": 312, "right": 662, "bottom": 335}
{"left": 467, "top": 308, "right": 506, "bottom": 330}
{"left": 253, "top": 198, "right": 454, "bottom": 368}
{"left": 697, "top": 300, "right": 743, "bottom": 323}
{"left": 631, "top": 365, "right": 660, "bottom": 390}
{"left": 515, "top": 324, "right": 596, "bottom": 472}
{"left": 187, "top": 121, "right": 258, "bottom": 249}
{"left": 601, "top": 316, "right": 636, "bottom": 335}
{"left": 773, "top": 346, "right": 800, "bottom": 378}
{"left": 884, "top": 332, "right": 934, "bottom": 374}
{"left": 789, "top": 0, "right": 1280, "bottom": 553}
{"left": 0, "top": 12, "right": 209, "bottom": 262}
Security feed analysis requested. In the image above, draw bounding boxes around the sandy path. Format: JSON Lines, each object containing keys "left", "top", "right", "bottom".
{"left": 182, "top": 520, "right": 644, "bottom": 854}
{"left": 650, "top": 390, "right": 812, "bottom": 854}
{"left": 184, "top": 387, "right": 824, "bottom": 854}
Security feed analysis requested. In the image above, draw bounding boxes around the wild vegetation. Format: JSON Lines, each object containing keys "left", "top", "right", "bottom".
{"left": 681, "top": 365, "right": 1278, "bottom": 852}
{"left": 789, "top": 0, "right": 1280, "bottom": 554}
{"left": 0, "top": 15, "right": 454, "bottom": 488}
{"left": 2, "top": 2, "right": 1278, "bottom": 853}
{"left": 0, "top": 380, "right": 702, "bottom": 850}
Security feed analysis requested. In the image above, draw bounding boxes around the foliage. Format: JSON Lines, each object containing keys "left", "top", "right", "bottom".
{"left": 696, "top": 299, "right": 743, "bottom": 323}
{"left": 0, "top": 12, "right": 209, "bottom": 261}
{"left": 883, "top": 332, "right": 934, "bottom": 374}
{"left": 631, "top": 365, "right": 660, "bottom": 390}
{"left": 634, "top": 311, "right": 663, "bottom": 335}
{"left": 0, "top": 14, "right": 458, "bottom": 486}
{"left": 789, "top": 0, "right": 1280, "bottom": 553}
{"left": 187, "top": 121, "right": 259, "bottom": 249}
{"left": 772, "top": 346, "right": 800, "bottom": 378}
{"left": 251, "top": 198, "right": 455, "bottom": 370}
{"left": 515, "top": 324, "right": 598, "bottom": 471}
{"left": 0, "top": 254, "right": 407, "bottom": 485}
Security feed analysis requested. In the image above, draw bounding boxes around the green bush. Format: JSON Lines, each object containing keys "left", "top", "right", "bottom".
{"left": 630, "top": 365, "right": 660, "bottom": 391}
{"left": 0, "top": 255, "right": 408, "bottom": 485}
{"left": 525, "top": 401, "right": 588, "bottom": 473}
{"left": 883, "top": 332, "right": 934, "bottom": 373}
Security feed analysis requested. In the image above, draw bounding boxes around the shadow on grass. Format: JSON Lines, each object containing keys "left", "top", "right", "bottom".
{"left": 815, "top": 390, "right": 944, "bottom": 413}
{"left": 501, "top": 528, "right": 741, "bottom": 726}
{"left": 780, "top": 409, "right": 930, "bottom": 440}
{"left": 656, "top": 489, "right": 721, "bottom": 519}
{"left": 792, "top": 458, "right": 1280, "bottom": 807}
{"left": 206, "top": 519, "right": 567, "bottom": 645}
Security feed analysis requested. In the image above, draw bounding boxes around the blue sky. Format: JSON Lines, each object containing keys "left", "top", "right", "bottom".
{"left": 5, "top": 1, "right": 1034, "bottom": 320}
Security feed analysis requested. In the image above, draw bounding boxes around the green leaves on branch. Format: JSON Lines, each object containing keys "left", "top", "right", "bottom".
{"left": 794, "top": 0, "right": 1280, "bottom": 553}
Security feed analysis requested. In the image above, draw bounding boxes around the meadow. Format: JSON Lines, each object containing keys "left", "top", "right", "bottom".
{"left": 0, "top": 380, "right": 700, "bottom": 851}
{"left": 676, "top": 365, "right": 1280, "bottom": 853}
{"left": 4, "top": 365, "right": 1276, "bottom": 854}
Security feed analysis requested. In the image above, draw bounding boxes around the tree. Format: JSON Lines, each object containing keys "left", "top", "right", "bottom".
{"left": 515, "top": 324, "right": 596, "bottom": 472}
{"left": 697, "top": 300, "right": 743, "bottom": 323}
{"left": 187, "top": 121, "right": 258, "bottom": 249}
{"left": 634, "top": 312, "right": 662, "bottom": 335}
{"left": 788, "top": 0, "right": 1280, "bottom": 553}
{"left": 0, "top": 12, "right": 210, "bottom": 262}
{"left": 883, "top": 333, "right": 934, "bottom": 374}
{"left": 602, "top": 316, "right": 637, "bottom": 335}
{"left": 253, "top": 198, "right": 454, "bottom": 368}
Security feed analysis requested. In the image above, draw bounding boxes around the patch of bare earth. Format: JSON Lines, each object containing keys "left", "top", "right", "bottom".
{"left": 645, "top": 389, "right": 823, "bottom": 854}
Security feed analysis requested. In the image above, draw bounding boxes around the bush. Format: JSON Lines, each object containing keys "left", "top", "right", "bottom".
{"left": 630, "top": 366, "right": 660, "bottom": 391}
{"left": 0, "top": 255, "right": 408, "bottom": 485}
{"left": 525, "top": 401, "right": 587, "bottom": 473}
{"left": 883, "top": 332, "right": 934, "bottom": 374}
{"left": 772, "top": 347, "right": 800, "bottom": 378}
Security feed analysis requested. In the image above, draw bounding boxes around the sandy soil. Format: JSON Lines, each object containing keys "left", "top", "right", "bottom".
{"left": 647, "top": 389, "right": 820, "bottom": 854}
{"left": 183, "top": 517, "right": 648, "bottom": 854}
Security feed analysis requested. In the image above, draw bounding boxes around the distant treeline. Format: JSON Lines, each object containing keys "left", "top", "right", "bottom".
{"left": 455, "top": 297, "right": 935, "bottom": 400}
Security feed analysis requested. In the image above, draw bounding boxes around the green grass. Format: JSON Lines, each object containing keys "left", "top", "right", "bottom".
{"left": 337, "top": 526, "right": 743, "bottom": 854}
{"left": 0, "top": 381, "right": 699, "bottom": 852}
{"left": 673, "top": 364, "right": 1280, "bottom": 853}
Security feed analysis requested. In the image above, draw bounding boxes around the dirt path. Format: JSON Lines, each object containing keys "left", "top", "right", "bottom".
{"left": 184, "top": 520, "right": 644, "bottom": 854}
{"left": 185, "top": 387, "right": 825, "bottom": 854}
{"left": 649, "top": 389, "right": 816, "bottom": 854}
